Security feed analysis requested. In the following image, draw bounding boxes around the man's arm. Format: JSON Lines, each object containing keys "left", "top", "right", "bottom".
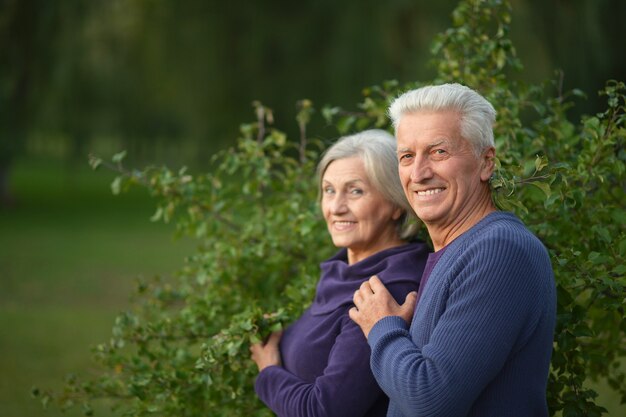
{"left": 349, "top": 275, "right": 417, "bottom": 338}
{"left": 351, "top": 238, "right": 550, "bottom": 416}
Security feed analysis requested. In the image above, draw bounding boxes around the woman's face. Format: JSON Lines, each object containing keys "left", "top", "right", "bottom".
{"left": 321, "top": 156, "right": 403, "bottom": 264}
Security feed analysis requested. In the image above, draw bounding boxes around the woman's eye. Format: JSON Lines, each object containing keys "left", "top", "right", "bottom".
{"left": 323, "top": 187, "right": 334, "bottom": 194}
{"left": 350, "top": 188, "right": 363, "bottom": 195}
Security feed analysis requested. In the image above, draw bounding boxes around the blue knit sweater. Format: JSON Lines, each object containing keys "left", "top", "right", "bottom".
{"left": 368, "top": 212, "right": 556, "bottom": 417}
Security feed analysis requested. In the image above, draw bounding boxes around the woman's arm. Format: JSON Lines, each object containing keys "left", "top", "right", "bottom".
{"left": 250, "top": 331, "right": 283, "bottom": 371}
{"left": 253, "top": 316, "right": 385, "bottom": 417}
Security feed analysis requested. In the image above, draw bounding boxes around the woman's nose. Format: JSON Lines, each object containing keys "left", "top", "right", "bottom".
{"left": 330, "top": 194, "right": 348, "bottom": 213}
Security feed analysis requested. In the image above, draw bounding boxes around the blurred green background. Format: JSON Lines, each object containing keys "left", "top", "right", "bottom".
{"left": 1, "top": 0, "right": 624, "bottom": 416}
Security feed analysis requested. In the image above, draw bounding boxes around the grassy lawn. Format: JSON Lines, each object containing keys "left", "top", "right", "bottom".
{"left": 0, "top": 158, "right": 196, "bottom": 417}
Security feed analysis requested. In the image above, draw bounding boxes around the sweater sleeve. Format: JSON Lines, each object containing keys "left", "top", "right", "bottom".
{"left": 367, "top": 233, "right": 550, "bottom": 417}
{"left": 255, "top": 315, "right": 385, "bottom": 417}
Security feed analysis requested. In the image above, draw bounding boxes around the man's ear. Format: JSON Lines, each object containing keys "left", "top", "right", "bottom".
{"left": 480, "top": 147, "right": 496, "bottom": 182}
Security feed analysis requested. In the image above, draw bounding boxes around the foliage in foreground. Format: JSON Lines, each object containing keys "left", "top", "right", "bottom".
{"left": 35, "top": 0, "right": 625, "bottom": 416}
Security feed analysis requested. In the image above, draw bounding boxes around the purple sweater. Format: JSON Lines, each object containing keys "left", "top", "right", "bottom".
{"left": 255, "top": 242, "right": 429, "bottom": 417}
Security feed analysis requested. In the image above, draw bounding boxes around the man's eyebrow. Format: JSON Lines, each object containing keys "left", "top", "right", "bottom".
{"left": 427, "top": 140, "right": 447, "bottom": 148}
{"left": 397, "top": 140, "right": 448, "bottom": 154}
{"left": 396, "top": 147, "right": 412, "bottom": 154}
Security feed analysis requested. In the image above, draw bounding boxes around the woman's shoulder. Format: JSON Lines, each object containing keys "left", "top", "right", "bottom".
{"left": 376, "top": 242, "right": 429, "bottom": 301}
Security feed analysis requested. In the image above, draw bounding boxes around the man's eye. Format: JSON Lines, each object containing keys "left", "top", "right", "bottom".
{"left": 399, "top": 154, "right": 413, "bottom": 162}
{"left": 432, "top": 149, "right": 448, "bottom": 159}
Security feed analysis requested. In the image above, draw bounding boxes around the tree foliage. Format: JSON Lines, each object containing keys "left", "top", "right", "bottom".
{"left": 35, "top": 0, "right": 624, "bottom": 415}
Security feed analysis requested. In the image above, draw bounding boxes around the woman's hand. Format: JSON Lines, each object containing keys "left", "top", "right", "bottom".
{"left": 250, "top": 331, "right": 283, "bottom": 371}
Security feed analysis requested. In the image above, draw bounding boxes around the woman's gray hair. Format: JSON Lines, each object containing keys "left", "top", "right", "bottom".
{"left": 388, "top": 83, "right": 496, "bottom": 156}
{"left": 316, "top": 129, "right": 420, "bottom": 240}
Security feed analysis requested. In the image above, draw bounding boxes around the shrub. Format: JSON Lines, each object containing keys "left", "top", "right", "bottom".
{"left": 36, "top": 0, "right": 624, "bottom": 415}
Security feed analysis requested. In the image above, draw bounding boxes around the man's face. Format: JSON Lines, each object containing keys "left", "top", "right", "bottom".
{"left": 396, "top": 110, "right": 494, "bottom": 231}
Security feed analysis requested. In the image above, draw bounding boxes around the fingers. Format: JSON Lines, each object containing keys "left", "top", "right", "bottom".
{"left": 402, "top": 291, "right": 418, "bottom": 311}
{"left": 354, "top": 276, "right": 390, "bottom": 309}
{"left": 267, "top": 331, "right": 283, "bottom": 347}
{"left": 368, "top": 275, "right": 388, "bottom": 294}
{"left": 399, "top": 291, "right": 418, "bottom": 323}
{"left": 348, "top": 306, "right": 359, "bottom": 322}
{"left": 353, "top": 288, "right": 363, "bottom": 307}
{"left": 250, "top": 331, "right": 282, "bottom": 352}
{"left": 349, "top": 305, "right": 371, "bottom": 339}
{"left": 359, "top": 280, "right": 373, "bottom": 294}
{"left": 249, "top": 343, "right": 261, "bottom": 356}
{"left": 354, "top": 278, "right": 375, "bottom": 304}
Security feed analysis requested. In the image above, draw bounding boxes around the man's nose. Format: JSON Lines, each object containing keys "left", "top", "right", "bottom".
{"left": 410, "top": 158, "right": 433, "bottom": 182}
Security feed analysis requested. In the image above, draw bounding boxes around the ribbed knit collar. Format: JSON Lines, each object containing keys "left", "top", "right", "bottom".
{"left": 446, "top": 211, "right": 521, "bottom": 251}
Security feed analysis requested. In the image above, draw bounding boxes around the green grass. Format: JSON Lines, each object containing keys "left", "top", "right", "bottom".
{"left": 0, "top": 157, "right": 195, "bottom": 417}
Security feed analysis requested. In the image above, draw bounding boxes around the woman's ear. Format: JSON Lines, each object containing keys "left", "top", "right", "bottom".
{"left": 392, "top": 207, "right": 404, "bottom": 221}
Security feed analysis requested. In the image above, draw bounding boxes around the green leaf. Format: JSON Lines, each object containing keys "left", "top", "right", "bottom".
{"left": 110, "top": 177, "right": 122, "bottom": 195}
{"left": 591, "top": 225, "right": 612, "bottom": 244}
{"left": 336, "top": 116, "right": 356, "bottom": 134}
{"left": 611, "top": 209, "right": 626, "bottom": 225}
{"left": 112, "top": 150, "right": 127, "bottom": 164}
{"left": 495, "top": 48, "right": 506, "bottom": 69}
{"left": 321, "top": 106, "right": 340, "bottom": 124}
{"left": 534, "top": 155, "right": 548, "bottom": 172}
{"left": 88, "top": 156, "right": 102, "bottom": 170}
{"left": 529, "top": 181, "right": 551, "bottom": 198}
{"left": 150, "top": 206, "right": 163, "bottom": 222}
{"left": 612, "top": 264, "right": 626, "bottom": 275}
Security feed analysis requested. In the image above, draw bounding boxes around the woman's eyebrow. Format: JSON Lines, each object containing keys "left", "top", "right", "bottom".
{"left": 322, "top": 178, "right": 365, "bottom": 185}
{"left": 344, "top": 179, "right": 365, "bottom": 186}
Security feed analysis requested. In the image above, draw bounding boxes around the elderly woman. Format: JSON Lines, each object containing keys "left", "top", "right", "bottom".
{"left": 249, "top": 129, "right": 429, "bottom": 417}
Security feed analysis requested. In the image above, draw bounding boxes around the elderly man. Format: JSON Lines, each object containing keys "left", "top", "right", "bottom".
{"left": 350, "top": 83, "right": 556, "bottom": 417}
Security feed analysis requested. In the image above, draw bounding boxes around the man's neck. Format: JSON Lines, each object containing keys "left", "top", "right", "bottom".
{"left": 428, "top": 204, "right": 497, "bottom": 252}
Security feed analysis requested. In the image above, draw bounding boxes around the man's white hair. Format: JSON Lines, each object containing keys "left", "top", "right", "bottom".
{"left": 388, "top": 83, "right": 496, "bottom": 155}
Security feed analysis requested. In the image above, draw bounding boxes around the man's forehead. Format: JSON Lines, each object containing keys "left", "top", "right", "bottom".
{"left": 396, "top": 137, "right": 454, "bottom": 150}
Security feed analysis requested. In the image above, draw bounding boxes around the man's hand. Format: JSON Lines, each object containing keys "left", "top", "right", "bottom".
{"left": 349, "top": 275, "right": 417, "bottom": 339}
{"left": 250, "top": 331, "right": 283, "bottom": 371}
